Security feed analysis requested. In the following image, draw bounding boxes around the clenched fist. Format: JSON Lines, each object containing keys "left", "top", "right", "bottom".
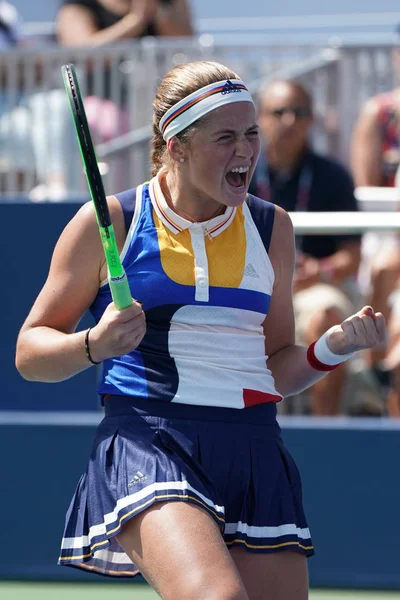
{"left": 325, "top": 306, "right": 386, "bottom": 356}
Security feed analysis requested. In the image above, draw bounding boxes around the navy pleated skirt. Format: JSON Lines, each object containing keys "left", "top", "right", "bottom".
{"left": 58, "top": 396, "right": 314, "bottom": 577}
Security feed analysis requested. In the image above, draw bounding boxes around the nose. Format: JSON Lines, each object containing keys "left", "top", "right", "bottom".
{"left": 235, "top": 135, "right": 254, "bottom": 158}
{"left": 280, "top": 111, "right": 296, "bottom": 127}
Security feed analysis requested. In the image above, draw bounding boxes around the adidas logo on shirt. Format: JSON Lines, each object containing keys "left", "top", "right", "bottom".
{"left": 243, "top": 263, "right": 259, "bottom": 278}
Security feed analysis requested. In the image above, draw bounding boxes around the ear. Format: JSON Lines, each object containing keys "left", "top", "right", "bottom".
{"left": 167, "top": 137, "right": 186, "bottom": 165}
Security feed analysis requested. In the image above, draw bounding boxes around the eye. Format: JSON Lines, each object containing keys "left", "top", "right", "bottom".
{"left": 217, "top": 134, "right": 232, "bottom": 142}
{"left": 247, "top": 129, "right": 259, "bottom": 137}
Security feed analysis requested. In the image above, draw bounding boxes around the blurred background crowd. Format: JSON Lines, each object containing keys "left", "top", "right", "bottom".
{"left": 3, "top": 0, "right": 400, "bottom": 418}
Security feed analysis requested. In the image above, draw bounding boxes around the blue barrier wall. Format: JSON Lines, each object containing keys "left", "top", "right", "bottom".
{"left": 2, "top": 202, "right": 400, "bottom": 589}
{"left": 2, "top": 201, "right": 98, "bottom": 411}
{"left": 0, "top": 417, "right": 399, "bottom": 589}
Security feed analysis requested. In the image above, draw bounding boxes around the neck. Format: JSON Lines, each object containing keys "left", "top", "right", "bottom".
{"left": 266, "top": 144, "right": 307, "bottom": 172}
{"left": 162, "top": 171, "right": 225, "bottom": 222}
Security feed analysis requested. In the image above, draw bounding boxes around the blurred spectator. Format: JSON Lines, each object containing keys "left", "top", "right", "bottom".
{"left": 56, "top": 0, "right": 194, "bottom": 45}
{"left": 2, "top": 1, "right": 195, "bottom": 200}
{"left": 55, "top": 0, "right": 194, "bottom": 148}
{"left": 38, "top": 0, "right": 193, "bottom": 199}
{"left": 249, "top": 79, "right": 364, "bottom": 416}
{"left": 0, "top": 0, "right": 20, "bottom": 49}
{"left": 350, "top": 36, "right": 400, "bottom": 416}
{"left": 350, "top": 26, "right": 400, "bottom": 188}
{"left": 0, "top": 1, "right": 33, "bottom": 192}
{"left": 0, "top": 1, "right": 73, "bottom": 199}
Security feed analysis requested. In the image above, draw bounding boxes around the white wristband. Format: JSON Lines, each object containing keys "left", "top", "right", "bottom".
{"left": 314, "top": 331, "right": 356, "bottom": 366}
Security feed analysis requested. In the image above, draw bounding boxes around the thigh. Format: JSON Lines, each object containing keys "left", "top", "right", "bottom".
{"left": 230, "top": 547, "right": 309, "bottom": 600}
{"left": 116, "top": 501, "right": 248, "bottom": 600}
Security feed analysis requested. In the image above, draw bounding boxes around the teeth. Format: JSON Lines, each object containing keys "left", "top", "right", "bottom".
{"left": 230, "top": 166, "right": 249, "bottom": 174}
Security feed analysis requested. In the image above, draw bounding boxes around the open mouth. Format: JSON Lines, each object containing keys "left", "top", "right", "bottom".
{"left": 225, "top": 166, "right": 249, "bottom": 191}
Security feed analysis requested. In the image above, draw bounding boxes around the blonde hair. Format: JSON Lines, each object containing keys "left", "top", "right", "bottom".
{"left": 151, "top": 61, "right": 239, "bottom": 176}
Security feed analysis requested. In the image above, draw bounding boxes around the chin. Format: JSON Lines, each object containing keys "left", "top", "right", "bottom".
{"left": 225, "top": 194, "right": 247, "bottom": 207}
{"left": 223, "top": 184, "right": 248, "bottom": 206}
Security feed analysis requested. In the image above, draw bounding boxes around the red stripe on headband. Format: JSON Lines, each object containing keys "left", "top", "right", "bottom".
{"left": 161, "top": 82, "right": 248, "bottom": 134}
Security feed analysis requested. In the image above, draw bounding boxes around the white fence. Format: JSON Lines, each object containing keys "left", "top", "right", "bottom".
{"left": 290, "top": 211, "right": 400, "bottom": 234}
{"left": 0, "top": 38, "right": 396, "bottom": 199}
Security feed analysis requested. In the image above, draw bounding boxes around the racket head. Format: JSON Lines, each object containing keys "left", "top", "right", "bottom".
{"left": 61, "top": 63, "right": 111, "bottom": 229}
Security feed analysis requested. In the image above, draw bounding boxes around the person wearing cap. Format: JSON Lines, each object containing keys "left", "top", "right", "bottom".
{"left": 16, "top": 60, "right": 386, "bottom": 598}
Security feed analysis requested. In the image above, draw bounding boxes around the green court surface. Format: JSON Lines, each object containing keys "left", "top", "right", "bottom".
{"left": 1, "top": 583, "right": 400, "bottom": 600}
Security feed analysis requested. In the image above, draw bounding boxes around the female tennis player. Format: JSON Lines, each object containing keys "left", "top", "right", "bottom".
{"left": 16, "top": 61, "right": 386, "bottom": 599}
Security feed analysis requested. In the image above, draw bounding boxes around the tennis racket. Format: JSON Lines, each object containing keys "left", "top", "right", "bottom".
{"left": 61, "top": 63, "right": 132, "bottom": 310}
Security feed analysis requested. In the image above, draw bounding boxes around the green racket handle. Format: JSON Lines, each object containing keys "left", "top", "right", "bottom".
{"left": 99, "top": 224, "right": 132, "bottom": 310}
{"left": 109, "top": 273, "right": 133, "bottom": 310}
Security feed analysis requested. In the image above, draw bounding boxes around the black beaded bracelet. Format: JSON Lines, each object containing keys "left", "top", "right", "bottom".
{"left": 85, "top": 328, "right": 101, "bottom": 365}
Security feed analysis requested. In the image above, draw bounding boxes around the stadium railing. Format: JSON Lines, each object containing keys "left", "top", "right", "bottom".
{"left": 0, "top": 38, "right": 395, "bottom": 199}
{"left": 290, "top": 184, "right": 400, "bottom": 233}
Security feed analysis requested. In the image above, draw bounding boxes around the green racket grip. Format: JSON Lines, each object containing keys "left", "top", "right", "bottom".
{"left": 98, "top": 224, "right": 132, "bottom": 310}
{"left": 109, "top": 272, "right": 133, "bottom": 310}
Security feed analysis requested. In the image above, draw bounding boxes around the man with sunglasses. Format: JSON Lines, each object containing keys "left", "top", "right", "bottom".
{"left": 249, "top": 79, "right": 368, "bottom": 416}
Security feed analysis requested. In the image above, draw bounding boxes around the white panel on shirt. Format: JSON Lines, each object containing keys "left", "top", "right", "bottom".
{"left": 168, "top": 306, "right": 278, "bottom": 408}
{"left": 240, "top": 202, "right": 275, "bottom": 293}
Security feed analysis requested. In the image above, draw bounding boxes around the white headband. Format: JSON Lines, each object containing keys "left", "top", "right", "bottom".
{"left": 159, "top": 79, "right": 254, "bottom": 142}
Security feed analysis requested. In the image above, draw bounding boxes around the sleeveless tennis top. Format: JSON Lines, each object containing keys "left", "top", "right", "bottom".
{"left": 90, "top": 175, "right": 282, "bottom": 409}
{"left": 377, "top": 92, "right": 400, "bottom": 187}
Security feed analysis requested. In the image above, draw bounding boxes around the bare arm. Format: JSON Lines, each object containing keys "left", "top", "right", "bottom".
{"left": 263, "top": 208, "right": 385, "bottom": 398}
{"left": 263, "top": 207, "right": 325, "bottom": 396}
{"left": 154, "top": 0, "right": 194, "bottom": 36}
{"left": 323, "top": 239, "right": 361, "bottom": 281}
{"left": 56, "top": 5, "right": 150, "bottom": 46}
{"left": 15, "top": 197, "right": 145, "bottom": 383}
{"left": 350, "top": 98, "right": 383, "bottom": 187}
{"left": 294, "top": 239, "right": 361, "bottom": 293}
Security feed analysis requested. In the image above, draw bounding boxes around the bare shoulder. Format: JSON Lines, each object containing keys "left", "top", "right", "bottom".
{"left": 269, "top": 205, "right": 295, "bottom": 287}
{"left": 49, "top": 194, "right": 126, "bottom": 280}
{"left": 18, "top": 194, "right": 126, "bottom": 333}
{"left": 269, "top": 205, "right": 295, "bottom": 257}
{"left": 56, "top": 3, "right": 99, "bottom": 42}
{"left": 60, "top": 199, "right": 99, "bottom": 243}
{"left": 363, "top": 96, "right": 382, "bottom": 114}
{"left": 107, "top": 194, "right": 126, "bottom": 245}
{"left": 68, "top": 194, "right": 125, "bottom": 245}
{"left": 271, "top": 204, "right": 294, "bottom": 236}
{"left": 356, "top": 95, "right": 384, "bottom": 125}
{"left": 56, "top": 3, "right": 96, "bottom": 22}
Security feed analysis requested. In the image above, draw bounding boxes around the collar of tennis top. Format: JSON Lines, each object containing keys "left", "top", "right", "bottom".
{"left": 150, "top": 172, "right": 236, "bottom": 238}
{"left": 159, "top": 79, "right": 255, "bottom": 142}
